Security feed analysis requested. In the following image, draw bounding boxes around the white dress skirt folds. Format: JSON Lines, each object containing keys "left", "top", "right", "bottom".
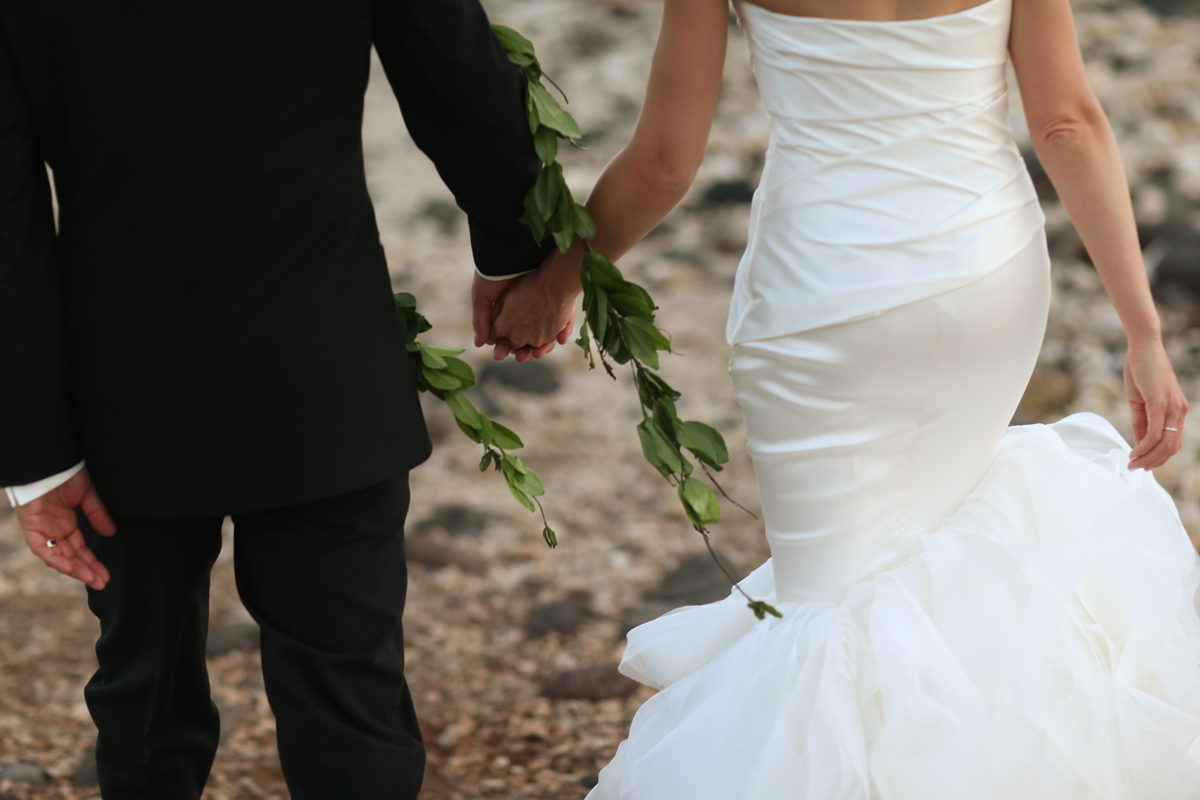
{"left": 589, "top": 0, "right": 1200, "bottom": 798}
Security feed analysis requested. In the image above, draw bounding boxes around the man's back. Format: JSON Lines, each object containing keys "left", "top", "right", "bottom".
{"left": 0, "top": 0, "right": 548, "bottom": 516}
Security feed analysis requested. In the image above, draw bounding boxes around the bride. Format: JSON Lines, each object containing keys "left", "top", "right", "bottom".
{"left": 484, "top": 0, "right": 1200, "bottom": 796}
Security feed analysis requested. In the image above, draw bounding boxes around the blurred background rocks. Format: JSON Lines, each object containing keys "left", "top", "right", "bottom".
{"left": 2, "top": 1, "right": 1199, "bottom": 798}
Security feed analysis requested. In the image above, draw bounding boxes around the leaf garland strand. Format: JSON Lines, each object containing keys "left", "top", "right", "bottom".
{"left": 492, "top": 25, "right": 780, "bottom": 620}
{"left": 395, "top": 293, "right": 557, "bottom": 548}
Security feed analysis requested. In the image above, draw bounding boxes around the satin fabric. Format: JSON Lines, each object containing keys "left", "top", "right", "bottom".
{"left": 591, "top": 240, "right": 1200, "bottom": 800}
{"left": 727, "top": 0, "right": 1045, "bottom": 345}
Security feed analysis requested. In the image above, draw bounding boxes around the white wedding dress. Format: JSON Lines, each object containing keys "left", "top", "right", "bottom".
{"left": 588, "top": 0, "right": 1200, "bottom": 797}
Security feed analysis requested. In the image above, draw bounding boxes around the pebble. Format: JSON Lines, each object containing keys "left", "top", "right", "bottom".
{"left": 414, "top": 504, "right": 493, "bottom": 538}
{"left": 541, "top": 665, "right": 638, "bottom": 701}
{"left": 0, "top": 762, "right": 48, "bottom": 785}
{"left": 479, "top": 360, "right": 562, "bottom": 395}
{"left": 72, "top": 745, "right": 98, "bottom": 787}
{"left": 405, "top": 535, "right": 487, "bottom": 574}
{"left": 524, "top": 590, "right": 593, "bottom": 638}
{"left": 205, "top": 622, "right": 261, "bottom": 658}
{"left": 645, "top": 551, "right": 739, "bottom": 607}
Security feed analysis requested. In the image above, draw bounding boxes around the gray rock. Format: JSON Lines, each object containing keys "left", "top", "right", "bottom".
{"left": 479, "top": 360, "right": 561, "bottom": 395}
{"left": 646, "top": 552, "right": 739, "bottom": 607}
{"left": 414, "top": 504, "right": 492, "bottom": 538}
{"left": 699, "top": 179, "right": 755, "bottom": 207}
{"left": 618, "top": 600, "right": 677, "bottom": 638}
{"left": 405, "top": 535, "right": 486, "bottom": 574}
{"left": 524, "top": 591, "right": 592, "bottom": 638}
{"left": 1136, "top": 0, "right": 1197, "bottom": 16}
{"left": 205, "top": 622, "right": 261, "bottom": 658}
{"left": 417, "top": 200, "right": 462, "bottom": 236}
{"left": 71, "top": 745, "right": 98, "bottom": 787}
{"left": 541, "top": 665, "right": 638, "bottom": 701}
{"left": 1150, "top": 233, "right": 1200, "bottom": 295}
{"left": 217, "top": 700, "right": 245, "bottom": 743}
{"left": 0, "top": 762, "right": 48, "bottom": 785}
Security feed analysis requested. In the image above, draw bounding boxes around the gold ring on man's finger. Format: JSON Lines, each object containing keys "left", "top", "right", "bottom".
{"left": 1166, "top": 426, "right": 1180, "bottom": 432}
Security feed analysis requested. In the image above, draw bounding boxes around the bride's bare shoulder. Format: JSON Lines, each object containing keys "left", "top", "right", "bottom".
{"left": 737, "top": 0, "right": 998, "bottom": 23}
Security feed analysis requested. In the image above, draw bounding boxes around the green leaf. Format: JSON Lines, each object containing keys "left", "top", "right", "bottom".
{"left": 480, "top": 451, "right": 497, "bottom": 472}
{"left": 534, "top": 126, "right": 558, "bottom": 165}
{"left": 677, "top": 421, "right": 730, "bottom": 469}
{"left": 642, "top": 371, "right": 681, "bottom": 401}
{"left": 573, "top": 205, "right": 597, "bottom": 241}
{"left": 622, "top": 319, "right": 661, "bottom": 369}
{"left": 394, "top": 293, "right": 417, "bottom": 309}
{"left": 678, "top": 477, "right": 721, "bottom": 528}
{"left": 608, "top": 290, "right": 655, "bottom": 320}
{"left": 639, "top": 419, "right": 684, "bottom": 476}
{"left": 479, "top": 415, "right": 495, "bottom": 448}
{"left": 419, "top": 347, "right": 448, "bottom": 370}
{"left": 421, "top": 345, "right": 465, "bottom": 359}
{"left": 637, "top": 421, "right": 674, "bottom": 479}
{"left": 590, "top": 285, "right": 609, "bottom": 346}
{"left": 575, "top": 320, "right": 594, "bottom": 368}
{"left": 748, "top": 600, "right": 783, "bottom": 620}
{"left": 552, "top": 198, "right": 576, "bottom": 252}
{"left": 542, "top": 525, "right": 558, "bottom": 548}
{"left": 441, "top": 357, "right": 476, "bottom": 391}
{"left": 490, "top": 421, "right": 524, "bottom": 450}
{"left": 533, "top": 164, "right": 562, "bottom": 222}
{"left": 455, "top": 416, "right": 483, "bottom": 444}
{"left": 583, "top": 252, "right": 625, "bottom": 291}
{"left": 528, "top": 82, "right": 582, "bottom": 140}
{"left": 422, "top": 365, "right": 462, "bottom": 392}
{"left": 444, "top": 391, "right": 482, "bottom": 431}
{"left": 525, "top": 90, "right": 540, "bottom": 135}
{"left": 507, "top": 51, "right": 536, "bottom": 67}
{"left": 491, "top": 24, "right": 536, "bottom": 56}
{"left": 521, "top": 189, "right": 546, "bottom": 243}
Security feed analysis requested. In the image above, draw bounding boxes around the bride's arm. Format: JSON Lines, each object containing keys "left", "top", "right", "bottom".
{"left": 486, "top": 0, "right": 730, "bottom": 359}
{"left": 1010, "top": 0, "right": 1187, "bottom": 469}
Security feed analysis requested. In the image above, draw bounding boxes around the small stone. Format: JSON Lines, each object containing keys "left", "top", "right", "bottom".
{"left": 524, "top": 591, "right": 592, "bottom": 638}
{"left": 479, "top": 360, "right": 561, "bottom": 395}
{"left": 405, "top": 535, "right": 486, "bottom": 574}
{"left": 646, "top": 552, "right": 739, "bottom": 607}
{"left": 618, "top": 600, "right": 676, "bottom": 638}
{"left": 699, "top": 179, "right": 755, "bottom": 207}
{"left": 581, "top": 773, "right": 600, "bottom": 789}
{"left": 71, "top": 745, "right": 98, "bottom": 787}
{"left": 206, "top": 622, "right": 261, "bottom": 658}
{"left": 0, "top": 762, "right": 48, "bottom": 785}
{"left": 436, "top": 716, "right": 478, "bottom": 749}
{"left": 417, "top": 200, "right": 463, "bottom": 236}
{"left": 414, "top": 504, "right": 492, "bottom": 538}
{"left": 541, "top": 665, "right": 638, "bottom": 701}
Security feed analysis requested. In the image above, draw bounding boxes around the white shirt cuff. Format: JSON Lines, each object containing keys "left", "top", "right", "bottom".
{"left": 5, "top": 461, "right": 85, "bottom": 507}
{"left": 475, "top": 267, "right": 536, "bottom": 281}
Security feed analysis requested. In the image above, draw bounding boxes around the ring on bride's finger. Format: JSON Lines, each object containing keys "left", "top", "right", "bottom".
{"left": 45, "top": 539, "right": 58, "bottom": 549}
{"left": 1166, "top": 426, "right": 1180, "bottom": 432}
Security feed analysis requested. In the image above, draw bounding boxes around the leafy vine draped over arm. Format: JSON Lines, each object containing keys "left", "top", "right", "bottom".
{"left": 490, "top": 25, "right": 780, "bottom": 620}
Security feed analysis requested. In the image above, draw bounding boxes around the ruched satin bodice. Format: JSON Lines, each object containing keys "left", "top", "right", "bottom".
{"left": 727, "top": 0, "right": 1045, "bottom": 345}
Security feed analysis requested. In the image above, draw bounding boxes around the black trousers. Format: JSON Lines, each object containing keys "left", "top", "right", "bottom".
{"left": 81, "top": 475, "right": 423, "bottom": 800}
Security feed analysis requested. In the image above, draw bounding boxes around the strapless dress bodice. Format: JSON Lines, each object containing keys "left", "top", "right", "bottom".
{"left": 727, "top": 0, "right": 1045, "bottom": 345}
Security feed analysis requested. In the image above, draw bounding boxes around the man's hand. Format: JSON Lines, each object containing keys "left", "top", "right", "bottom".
{"left": 484, "top": 244, "right": 583, "bottom": 362}
{"left": 472, "top": 270, "right": 571, "bottom": 362}
{"left": 16, "top": 467, "right": 116, "bottom": 590}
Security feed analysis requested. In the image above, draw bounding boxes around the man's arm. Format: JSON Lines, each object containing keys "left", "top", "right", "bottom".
{"left": 371, "top": 0, "right": 552, "bottom": 280}
{"left": 0, "top": 30, "right": 82, "bottom": 485}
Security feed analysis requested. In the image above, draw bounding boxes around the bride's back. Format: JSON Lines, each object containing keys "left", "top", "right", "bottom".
{"left": 744, "top": 0, "right": 997, "bottom": 21}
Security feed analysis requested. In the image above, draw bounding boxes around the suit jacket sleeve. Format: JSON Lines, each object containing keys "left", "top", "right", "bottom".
{"left": 372, "top": 0, "right": 554, "bottom": 278}
{"left": 0, "top": 32, "right": 81, "bottom": 486}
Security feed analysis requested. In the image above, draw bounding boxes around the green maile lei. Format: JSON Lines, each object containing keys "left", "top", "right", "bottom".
{"left": 393, "top": 26, "right": 781, "bottom": 620}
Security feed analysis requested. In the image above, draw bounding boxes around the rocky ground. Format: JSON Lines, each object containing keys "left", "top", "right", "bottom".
{"left": 3, "top": 0, "right": 1200, "bottom": 798}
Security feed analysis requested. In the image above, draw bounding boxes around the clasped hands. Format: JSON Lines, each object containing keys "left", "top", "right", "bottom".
{"left": 472, "top": 244, "right": 583, "bottom": 362}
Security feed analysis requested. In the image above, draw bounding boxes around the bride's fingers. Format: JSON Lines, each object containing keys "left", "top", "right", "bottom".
{"left": 1129, "top": 400, "right": 1165, "bottom": 462}
{"left": 557, "top": 311, "right": 575, "bottom": 345}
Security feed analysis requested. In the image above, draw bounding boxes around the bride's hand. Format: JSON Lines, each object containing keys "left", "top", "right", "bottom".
{"left": 1125, "top": 340, "right": 1188, "bottom": 470}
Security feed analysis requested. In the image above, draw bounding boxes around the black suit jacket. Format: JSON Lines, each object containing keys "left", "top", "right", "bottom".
{"left": 0, "top": 0, "right": 549, "bottom": 517}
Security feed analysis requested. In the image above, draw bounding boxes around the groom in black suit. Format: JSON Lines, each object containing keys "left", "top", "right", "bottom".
{"left": 0, "top": 1, "right": 556, "bottom": 798}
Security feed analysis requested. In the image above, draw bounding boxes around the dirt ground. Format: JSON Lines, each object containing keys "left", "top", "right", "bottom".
{"left": 4, "top": 0, "right": 1200, "bottom": 798}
